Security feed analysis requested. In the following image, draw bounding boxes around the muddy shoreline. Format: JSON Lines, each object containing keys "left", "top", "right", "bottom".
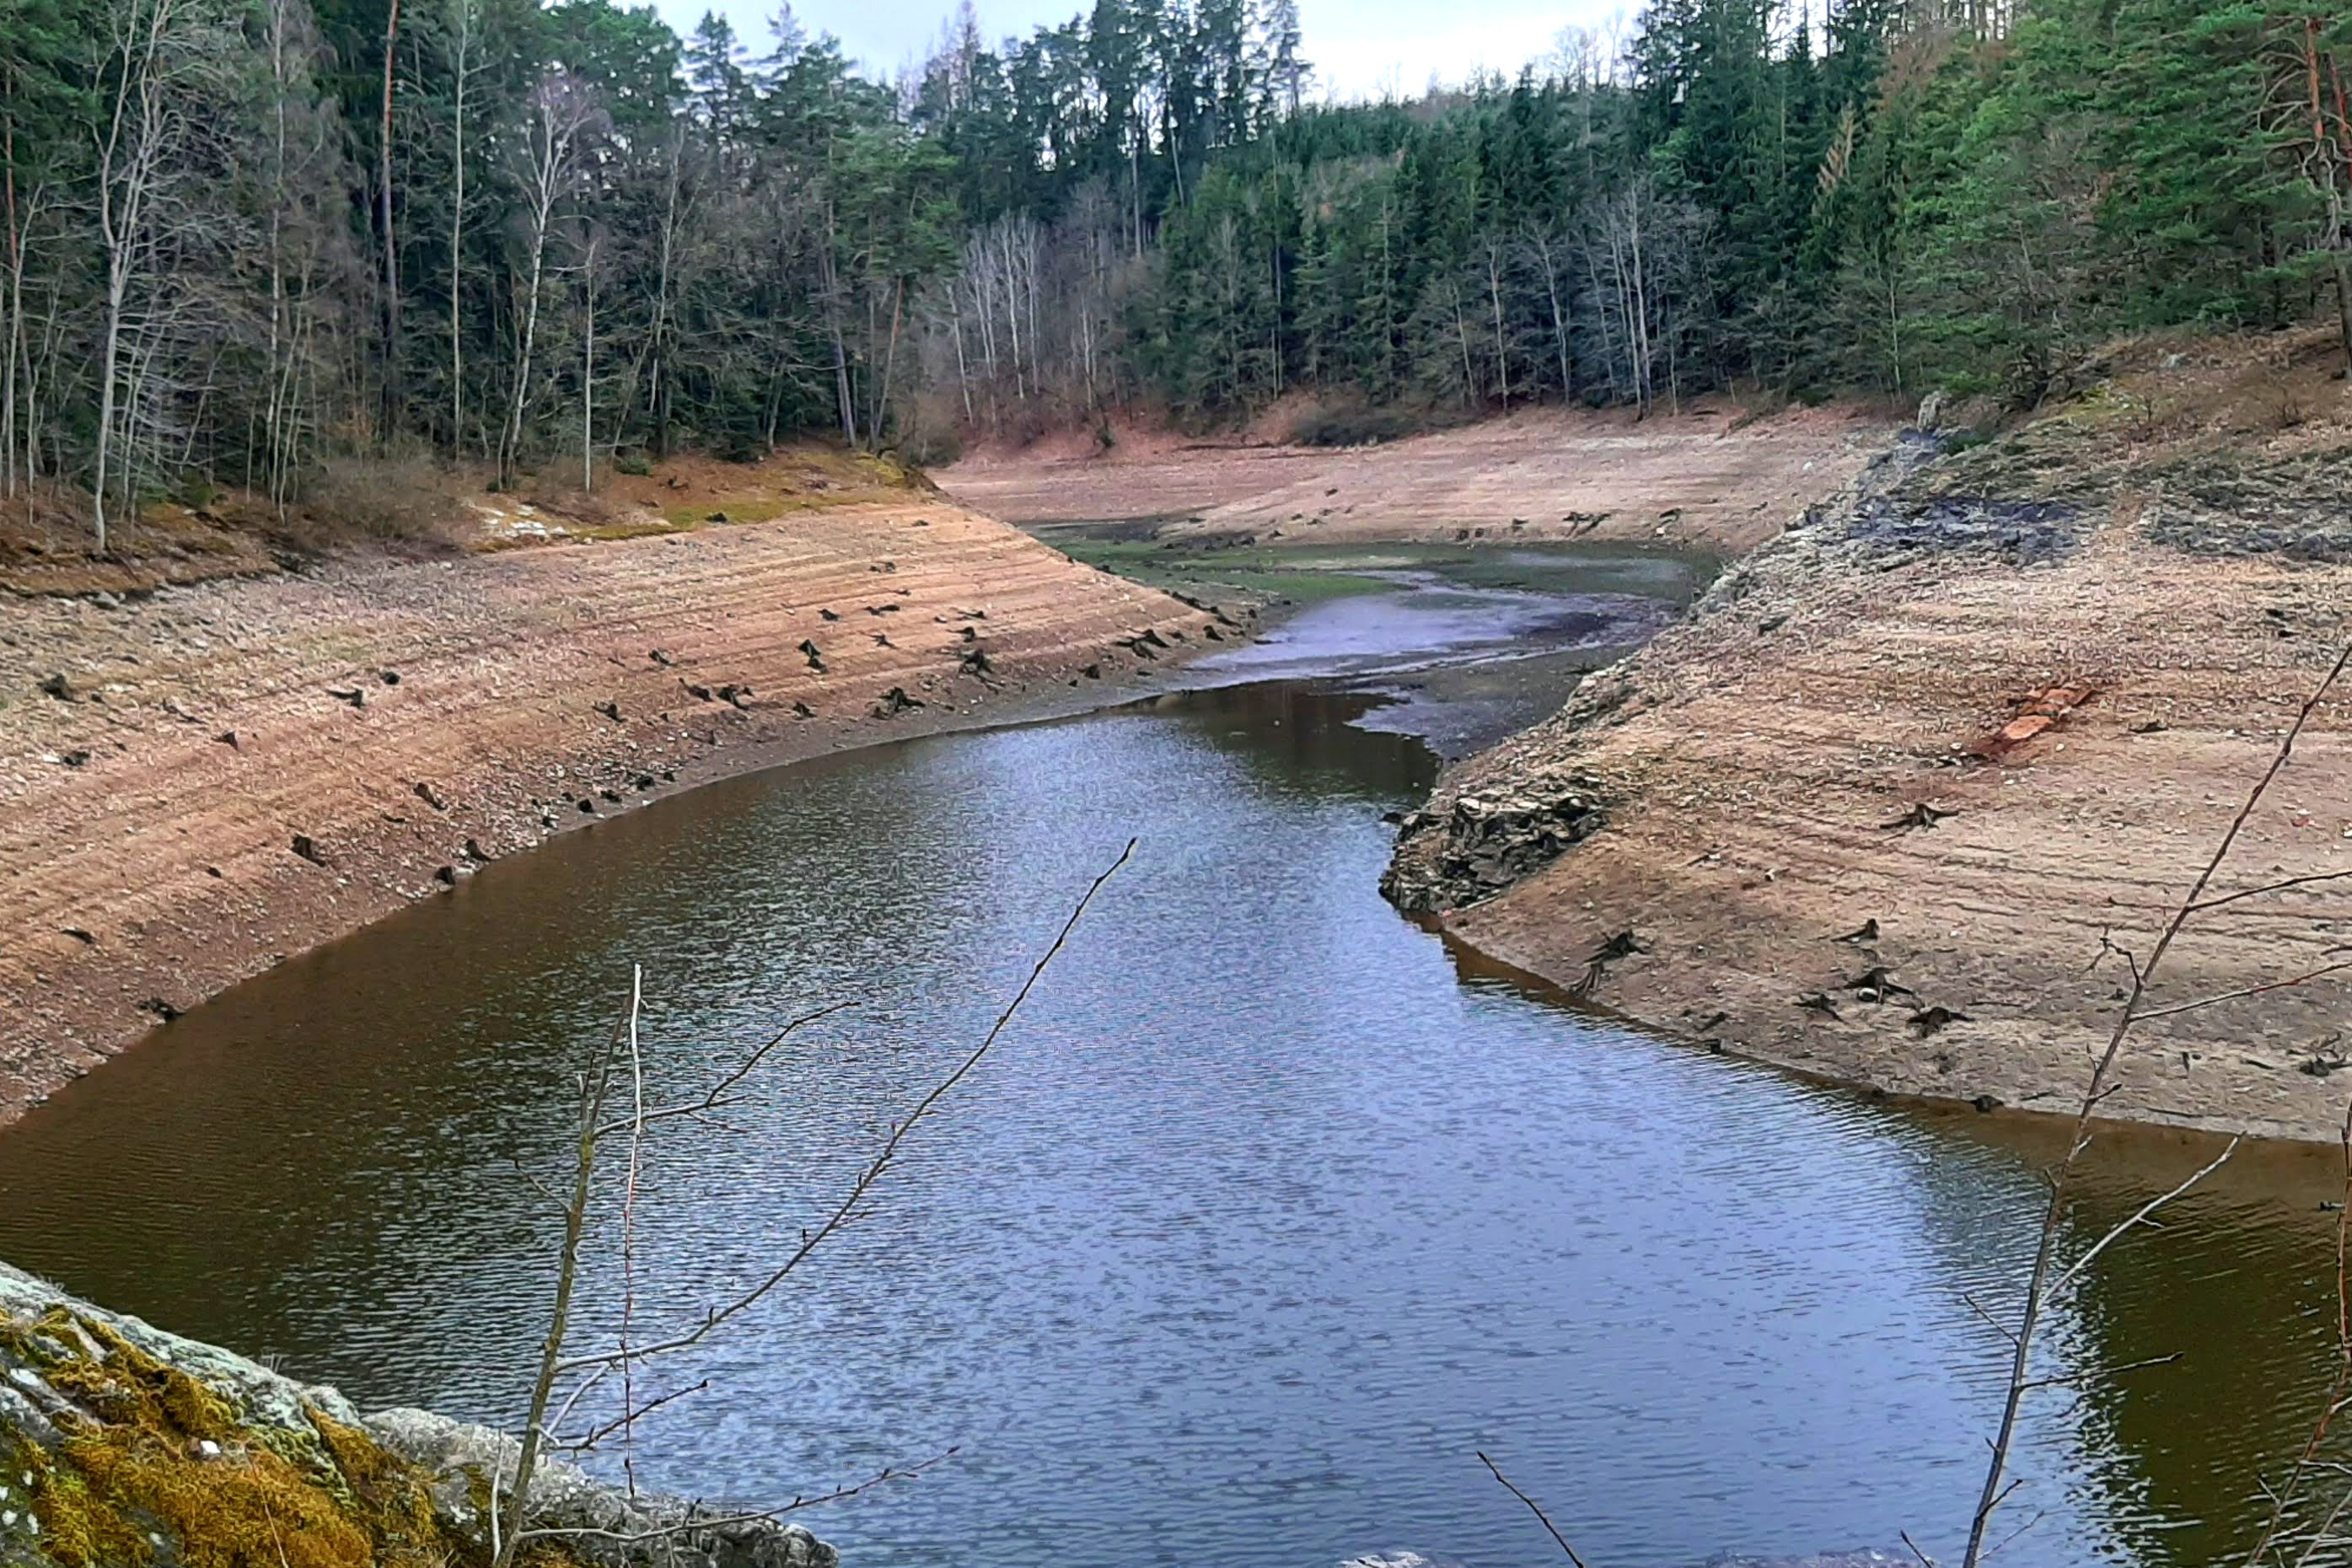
{"left": 0, "top": 493, "right": 1227, "bottom": 1125}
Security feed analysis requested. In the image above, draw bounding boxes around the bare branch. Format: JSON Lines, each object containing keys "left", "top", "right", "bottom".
{"left": 553, "top": 839, "right": 1136, "bottom": 1381}
{"left": 2047, "top": 1139, "right": 2240, "bottom": 1296}
{"left": 2132, "top": 964, "right": 2352, "bottom": 1023}
{"left": 1960, "top": 641, "right": 2350, "bottom": 1568}
{"left": 512, "top": 1448, "right": 959, "bottom": 1545}
{"left": 2240, "top": 1101, "right": 2352, "bottom": 1568}
{"left": 1477, "top": 1451, "right": 1590, "bottom": 1568}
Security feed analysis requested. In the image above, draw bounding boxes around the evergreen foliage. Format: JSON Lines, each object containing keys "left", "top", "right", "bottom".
{"left": 0, "top": 0, "right": 2347, "bottom": 537}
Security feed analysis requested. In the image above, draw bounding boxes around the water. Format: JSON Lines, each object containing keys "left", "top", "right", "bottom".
{"left": 0, "top": 566, "right": 2343, "bottom": 1568}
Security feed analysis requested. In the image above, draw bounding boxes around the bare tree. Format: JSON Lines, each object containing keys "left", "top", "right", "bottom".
{"left": 497, "top": 67, "right": 600, "bottom": 488}
{"left": 91, "top": 0, "right": 198, "bottom": 549}
{"left": 445, "top": 0, "right": 481, "bottom": 455}
{"left": 376, "top": 0, "right": 403, "bottom": 427}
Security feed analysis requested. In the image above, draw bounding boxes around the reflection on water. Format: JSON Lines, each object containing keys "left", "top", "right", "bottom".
{"left": 0, "top": 682, "right": 2341, "bottom": 1568}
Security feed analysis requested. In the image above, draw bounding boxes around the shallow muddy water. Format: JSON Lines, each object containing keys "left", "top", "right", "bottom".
{"left": 0, "top": 559, "right": 2343, "bottom": 1568}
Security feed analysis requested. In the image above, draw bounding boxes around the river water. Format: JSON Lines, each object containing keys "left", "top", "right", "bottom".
{"left": 0, "top": 551, "right": 2341, "bottom": 1567}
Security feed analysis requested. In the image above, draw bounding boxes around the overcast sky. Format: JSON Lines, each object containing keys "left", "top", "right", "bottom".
{"left": 651, "top": 0, "right": 1632, "bottom": 100}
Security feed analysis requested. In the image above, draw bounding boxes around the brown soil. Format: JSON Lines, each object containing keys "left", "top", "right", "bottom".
{"left": 941, "top": 402, "right": 1893, "bottom": 554}
{"left": 1391, "top": 343, "right": 2352, "bottom": 1143}
{"left": 0, "top": 464, "right": 1216, "bottom": 1126}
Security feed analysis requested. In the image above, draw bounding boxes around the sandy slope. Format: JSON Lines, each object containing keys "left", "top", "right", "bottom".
{"left": 942, "top": 404, "right": 1893, "bottom": 553}
{"left": 1390, "top": 413, "right": 2352, "bottom": 1142}
{"left": 0, "top": 489, "right": 1216, "bottom": 1124}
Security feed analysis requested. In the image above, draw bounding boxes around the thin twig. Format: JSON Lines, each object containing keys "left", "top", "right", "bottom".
{"left": 552, "top": 840, "right": 1137, "bottom": 1379}
{"left": 2132, "top": 963, "right": 2352, "bottom": 1023}
{"left": 618, "top": 963, "right": 645, "bottom": 1497}
{"left": 2047, "top": 1140, "right": 2240, "bottom": 1294}
{"left": 593, "top": 1000, "right": 856, "bottom": 1141}
{"left": 2014, "top": 1351, "right": 2183, "bottom": 1392}
{"left": 1959, "top": 641, "right": 2349, "bottom": 1568}
{"left": 2242, "top": 1101, "right": 2352, "bottom": 1567}
{"left": 512, "top": 1448, "right": 959, "bottom": 1544}
{"left": 556, "top": 1378, "right": 709, "bottom": 1453}
{"left": 1478, "top": 1451, "right": 1590, "bottom": 1568}
{"left": 2187, "top": 867, "right": 2352, "bottom": 915}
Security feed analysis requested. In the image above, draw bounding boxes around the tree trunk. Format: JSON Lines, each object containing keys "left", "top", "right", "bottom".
{"left": 378, "top": 0, "right": 403, "bottom": 437}
{"left": 581, "top": 239, "right": 594, "bottom": 491}
{"left": 448, "top": 0, "right": 467, "bottom": 456}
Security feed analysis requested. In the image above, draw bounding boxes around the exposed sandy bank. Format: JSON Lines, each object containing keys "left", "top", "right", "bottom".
{"left": 942, "top": 403, "right": 1893, "bottom": 554}
{"left": 1388, "top": 374, "right": 2352, "bottom": 1141}
{"left": 0, "top": 469, "right": 1220, "bottom": 1125}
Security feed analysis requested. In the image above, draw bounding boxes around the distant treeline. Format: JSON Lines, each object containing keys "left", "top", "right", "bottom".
{"left": 2, "top": 0, "right": 2348, "bottom": 543}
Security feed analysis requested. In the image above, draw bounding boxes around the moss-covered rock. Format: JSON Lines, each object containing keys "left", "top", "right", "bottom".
{"left": 0, "top": 1264, "right": 834, "bottom": 1568}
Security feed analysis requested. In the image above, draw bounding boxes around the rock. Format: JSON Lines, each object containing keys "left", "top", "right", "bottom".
{"left": 216, "top": 730, "right": 240, "bottom": 749}
{"left": 1915, "top": 390, "right": 1946, "bottom": 432}
{"left": 0, "top": 1260, "right": 835, "bottom": 1568}
{"left": 1379, "top": 776, "right": 1608, "bottom": 913}
{"left": 368, "top": 1409, "right": 839, "bottom": 1568}
{"left": 137, "top": 997, "right": 181, "bottom": 1022}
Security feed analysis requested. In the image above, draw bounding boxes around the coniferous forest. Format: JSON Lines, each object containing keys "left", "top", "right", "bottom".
{"left": 3, "top": 0, "right": 2349, "bottom": 544}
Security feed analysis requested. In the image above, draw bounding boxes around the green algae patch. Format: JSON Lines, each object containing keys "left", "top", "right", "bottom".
{"left": 0, "top": 1309, "right": 482, "bottom": 1568}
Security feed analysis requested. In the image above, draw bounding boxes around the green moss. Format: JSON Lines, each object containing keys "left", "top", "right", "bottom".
{"left": 1, "top": 1309, "right": 485, "bottom": 1568}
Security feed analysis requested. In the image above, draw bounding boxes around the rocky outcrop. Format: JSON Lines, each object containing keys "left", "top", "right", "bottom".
{"left": 1379, "top": 779, "right": 1608, "bottom": 913}
{"left": 0, "top": 1260, "right": 833, "bottom": 1568}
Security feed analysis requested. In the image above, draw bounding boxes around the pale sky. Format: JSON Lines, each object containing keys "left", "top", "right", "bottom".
{"left": 652, "top": 0, "right": 1632, "bottom": 101}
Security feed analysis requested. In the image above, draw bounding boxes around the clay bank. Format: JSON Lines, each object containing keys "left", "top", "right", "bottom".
{"left": 0, "top": 449, "right": 1230, "bottom": 1125}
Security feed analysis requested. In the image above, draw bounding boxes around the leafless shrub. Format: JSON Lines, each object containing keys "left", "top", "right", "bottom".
{"left": 282, "top": 454, "right": 472, "bottom": 551}
{"left": 485, "top": 840, "right": 1137, "bottom": 1567}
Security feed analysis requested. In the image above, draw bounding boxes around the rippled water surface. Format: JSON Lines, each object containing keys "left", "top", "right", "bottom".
{"left": 0, "top": 567, "right": 2344, "bottom": 1568}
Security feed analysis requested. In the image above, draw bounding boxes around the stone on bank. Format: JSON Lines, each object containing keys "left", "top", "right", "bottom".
{"left": 0, "top": 1261, "right": 833, "bottom": 1568}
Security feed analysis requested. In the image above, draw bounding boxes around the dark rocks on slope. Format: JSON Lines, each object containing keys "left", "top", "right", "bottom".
{"left": 1379, "top": 778, "right": 1607, "bottom": 913}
